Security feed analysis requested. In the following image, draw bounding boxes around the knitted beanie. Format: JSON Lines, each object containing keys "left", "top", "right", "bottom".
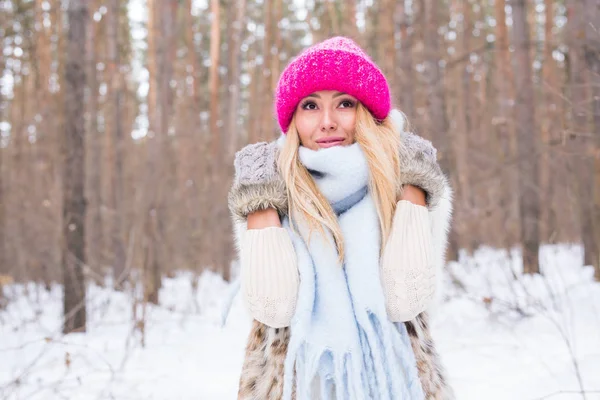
{"left": 275, "top": 36, "right": 391, "bottom": 133}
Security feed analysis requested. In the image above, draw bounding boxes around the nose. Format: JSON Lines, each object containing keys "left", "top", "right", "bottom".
{"left": 320, "top": 110, "right": 338, "bottom": 132}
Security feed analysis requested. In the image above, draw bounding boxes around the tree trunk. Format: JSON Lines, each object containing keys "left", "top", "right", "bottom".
{"left": 248, "top": 43, "right": 260, "bottom": 144}
{"left": 227, "top": 0, "right": 247, "bottom": 155}
{"left": 511, "top": 0, "right": 540, "bottom": 274}
{"left": 10, "top": 54, "right": 28, "bottom": 281}
{"left": 260, "top": 0, "right": 273, "bottom": 139}
{"left": 422, "top": 0, "right": 450, "bottom": 163}
{"left": 378, "top": 0, "right": 395, "bottom": 91}
{"left": 365, "top": 2, "right": 380, "bottom": 63}
{"left": 343, "top": 0, "right": 361, "bottom": 45}
{"left": 585, "top": 0, "right": 600, "bottom": 280}
{"left": 458, "top": 0, "right": 472, "bottom": 207}
{"left": 0, "top": 154, "right": 3, "bottom": 276}
{"left": 181, "top": 0, "right": 203, "bottom": 273}
{"left": 450, "top": 0, "right": 475, "bottom": 255}
{"left": 85, "top": 0, "right": 104, "bottom": 282}
{"left": 422, "top": 0, "right": 456, "bottom": 260}
{"left": 271, "top": 0, "right": 283, "bottom": 107}
{"left": 143, "top": 0, "right": 162, "bottom": 304}
{"left": 63, "top": 0, "right": 88, "bottom": 334}
{"left": 396, "top": 0, "right": 415, "bottom": 119}
{"left": 209, "top": 0, "right": 221, "bottom": 150}
{"left": 325, "top": 0, "right": 339, "bottom": 36}
{"left": 160, "top": 0, "right": 178, "bottom": 280}
{"left": 0, "top": 112, "right": 4, "bottom": 278}
{"left": 207, "top": 0, "right": 227, "bottom": 278}
{"left": 539, "top": 0, "right": 557, "bottom": 243}
{"left": 494, "top": 0, "right": 519, "bottom": 249}
{"left": 0, "top": 15, "right": 5, "bottom": 275}
{"left": 567, "top": 0, "right": 595, "bottom": 268}
{"left": 107, "top": 0, "right": 126, "bottom": 288}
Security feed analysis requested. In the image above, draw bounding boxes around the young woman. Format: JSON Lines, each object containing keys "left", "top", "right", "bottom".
{"left": 229, "top": 37, "right": 454, "bottom": 400}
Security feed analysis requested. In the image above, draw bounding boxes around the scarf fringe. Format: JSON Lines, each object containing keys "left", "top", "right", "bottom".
{"left": 283, "top": 310, "right": 424, "bottom": 399}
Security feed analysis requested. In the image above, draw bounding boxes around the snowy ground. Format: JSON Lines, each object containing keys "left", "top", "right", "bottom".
{"left": 1, "top": 244, "right": 599, "bottom": 400}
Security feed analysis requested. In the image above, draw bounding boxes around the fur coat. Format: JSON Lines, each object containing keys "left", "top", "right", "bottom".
{"left": 228, "top": 115, "right": 455, "bottom": 399}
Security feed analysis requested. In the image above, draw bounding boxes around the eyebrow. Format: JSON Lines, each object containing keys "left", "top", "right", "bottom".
{"left": 306, "top": 91, "right": 347, "bottom": 99}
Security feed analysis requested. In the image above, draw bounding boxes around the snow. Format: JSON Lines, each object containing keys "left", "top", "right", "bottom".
{"left": 1, "top": 244, "right": 600, "bottom": 400}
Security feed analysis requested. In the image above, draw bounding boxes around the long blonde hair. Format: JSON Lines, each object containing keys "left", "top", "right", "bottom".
{"left": 278, "top": 103, "right": 402, "bottom": 262}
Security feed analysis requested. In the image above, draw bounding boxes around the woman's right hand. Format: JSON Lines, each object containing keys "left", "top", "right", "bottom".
{"left": 233, "top": 141, "right": 280, "bottom": 186}
{"left": 247, "top": 208, "right": 281, "bottom": 229}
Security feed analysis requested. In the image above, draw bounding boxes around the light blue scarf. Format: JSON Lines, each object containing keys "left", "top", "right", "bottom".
{"left": 281, "top": 143, "right": 424, "bottom": 400}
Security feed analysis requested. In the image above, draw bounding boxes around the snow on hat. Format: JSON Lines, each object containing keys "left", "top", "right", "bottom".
{"left": 274, "top": 36, "right": 391, "bottom": 133}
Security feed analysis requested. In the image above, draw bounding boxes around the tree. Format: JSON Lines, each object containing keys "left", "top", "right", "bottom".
{"left": 85, "top": 0, "right": 104, "bottom": 280}
{"left": 422, "top": 0, "right": 450, "bottom": 166}
{"left": 539, "top": 0, "right": 558, "bottom": 243}
{"left": 396, "top": 0, "right": 415, "bottom": 119}
{"left": 379, "top": 0, "right": 395, "bottom": 91}
{"left": 106, "top": 0, "right": 127, "bottom": 288}
{"left": 451, "top": 0, "right": 474, "bottom": 254}
{"left": 209, "top": 0, "right": 221, "bottom": 145}
{"left": 0, "top": 5, "right": 5, "bottom": 276}
{"left": 422, "top": 0, "right": 457, "bottom": 260}
{"left": 494, "top": 0, "right": 519, "bottom": 249}
{"left": 567, "top": 0, "right": 595, "bottom": 270}
{"left": 512, "top": 0, "right": 540, "bottom": 274}
{"left": 62, "top": 0, "right": 88, "bottom": 333}
{"left": 226, "top": 0, "right": 247, "bottom": 156}
{"left": 342, "top": 0, "right": 361, "bottom": 45}
{"left": 584, "top": 0, "right": 600, "bottom": 280}
{"left": 260, "top": 0, "right": 273, "bottom": 139}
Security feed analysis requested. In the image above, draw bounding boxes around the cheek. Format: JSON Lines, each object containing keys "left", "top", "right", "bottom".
{"left": 295, "top": 114, "right": 317, "bottom": 145}
{"left": 296, "top": 122, "right": 310, "bottom": 143}
{"left": 341, "top": 111, "right": 357, "bottom": 140}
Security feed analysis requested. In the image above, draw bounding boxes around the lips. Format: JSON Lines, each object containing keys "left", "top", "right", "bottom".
{"left": 316, "top": 137, "right": 345, "bottom": 148}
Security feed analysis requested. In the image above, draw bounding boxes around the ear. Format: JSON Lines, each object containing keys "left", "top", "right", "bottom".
{"left": 276, "top": 134, "right": 286, "bottom": 150}
{"left": 388, "top": 109, "right": 407, "bottom": 134}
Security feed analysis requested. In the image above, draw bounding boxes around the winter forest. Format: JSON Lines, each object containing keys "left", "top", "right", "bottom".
{"left": 1, "top": 0, "right": 600, "bottom": 399}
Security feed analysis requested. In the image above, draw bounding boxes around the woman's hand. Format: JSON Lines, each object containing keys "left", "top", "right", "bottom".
{"left": 398, "top": 132, "right": 447, "bottom": 208}
{"left": 247, "top": 208, "right": 282, "bottom": 229}
{"left": 228, "top": 141, "right": 288, "bottom": 222}
{"left": 398, "top": 184, "right": 426, "bottom": 207}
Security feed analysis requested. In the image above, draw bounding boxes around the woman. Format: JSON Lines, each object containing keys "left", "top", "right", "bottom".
{"left": 228, "top": 37, "right": 454, "bottom": 400}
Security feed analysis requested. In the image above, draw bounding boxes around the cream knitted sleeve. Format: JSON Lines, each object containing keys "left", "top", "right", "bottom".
{"left": 380, "top": 200, "right": 435, "bottom": 322}
{"left": 240, "top": 226, "right": 299, "bottom": 328}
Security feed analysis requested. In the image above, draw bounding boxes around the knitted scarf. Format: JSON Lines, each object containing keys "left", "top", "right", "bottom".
{"left": 281, "top": 142, "right": 424, "bottom": 400}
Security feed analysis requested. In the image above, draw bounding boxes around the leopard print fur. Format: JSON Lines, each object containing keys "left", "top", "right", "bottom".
{"left": 238, "top": 314, "right": 453, "bottom": 399}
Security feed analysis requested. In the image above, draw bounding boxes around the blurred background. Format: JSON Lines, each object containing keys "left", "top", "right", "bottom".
{"left": 1, "top": 1, "right": 599, "bottom": 399}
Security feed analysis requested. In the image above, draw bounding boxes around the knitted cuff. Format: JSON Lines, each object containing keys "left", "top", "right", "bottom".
{"left": 381, "top": 200, "right": 435, "bottom": 322}
{"left": 228, "top": 179, "right": 288, "bottom": 223}
{"left": 241, "top": 227, "right": 299, "bottom": 328}
{"left": 399, "top": 132, "right": 447, "bottom": 209}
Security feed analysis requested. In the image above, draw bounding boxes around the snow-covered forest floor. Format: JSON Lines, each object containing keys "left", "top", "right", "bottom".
{"left": 1, "top": 244, "right": 599, "bottom": 400}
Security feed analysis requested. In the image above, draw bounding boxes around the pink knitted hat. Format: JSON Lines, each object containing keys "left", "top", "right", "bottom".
{"left": 275, "top": 36, "right": 391, "bottom": 133}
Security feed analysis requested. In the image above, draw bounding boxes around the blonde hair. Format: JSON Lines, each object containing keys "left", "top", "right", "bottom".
{"left": 278, "top": 103, "right": 402, "bottom": 263}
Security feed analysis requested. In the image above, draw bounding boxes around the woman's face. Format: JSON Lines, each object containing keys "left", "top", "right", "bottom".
{"left": 294, "top": 90, "right": 358, "bottom": 150}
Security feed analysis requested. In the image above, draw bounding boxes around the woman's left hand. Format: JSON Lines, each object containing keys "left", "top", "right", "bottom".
{"left": 398, "top": 184, "right": 426, "bottom": 207}
{"left": 398, "top": 131, "right": 447, "bottom": 208}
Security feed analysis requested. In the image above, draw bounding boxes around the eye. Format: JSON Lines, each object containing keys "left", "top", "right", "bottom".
{"left": 301, "top": 100, "right": 318, "bottom": 110}
{"left": 339, "top": 99, "right": 355, "bottom": 108}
